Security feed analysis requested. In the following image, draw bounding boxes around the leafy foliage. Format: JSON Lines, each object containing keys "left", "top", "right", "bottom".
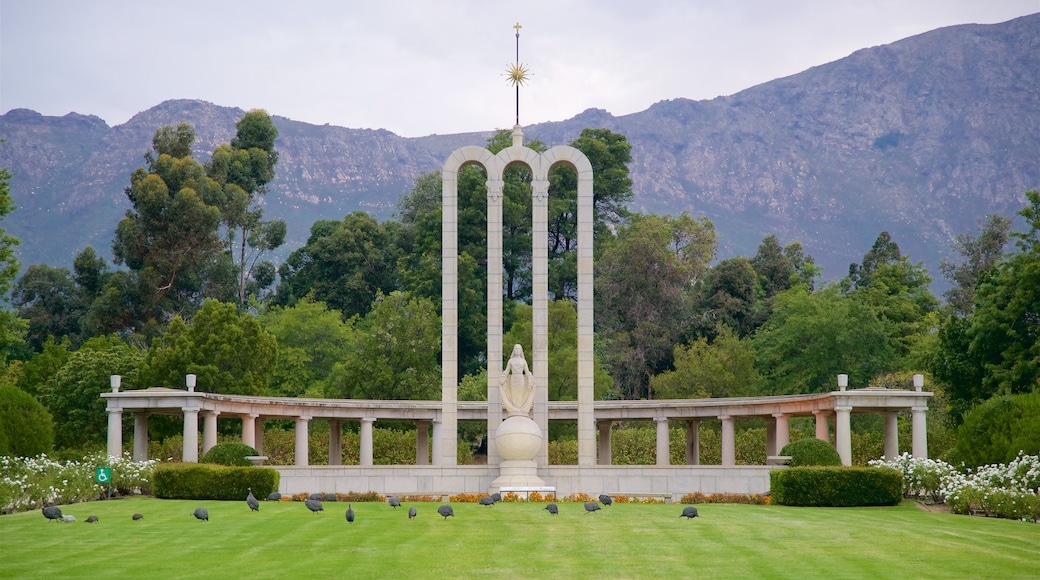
{"left": 0, "top": 385, "right": 53, "bottom": 457}
{"left": 651, "top": 326, "right": 762, "bottom": 399}
{"left": 951, "top": 392, "right": 1040, "bottom": 468}
{"left": 779, "top": 437, "right": 841, "bottom": 467}
{"left": 153, "top": 463, "right": 278, "bottom": 500}
{"left": 200, "top": 442, "right": 260, "bottom": 466}
{"left": 770, "top": 466, "right": 903, "bottom": 506}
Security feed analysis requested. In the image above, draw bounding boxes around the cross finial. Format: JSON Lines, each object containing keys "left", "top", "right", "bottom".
{"left": 514, "top": 22, "right": 522, "bottom": 34}
{"left": 505, "top": 22, "right": 530, "bottom": 126}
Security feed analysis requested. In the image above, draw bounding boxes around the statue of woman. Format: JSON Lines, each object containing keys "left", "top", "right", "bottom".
{"left": 500, "top": 344, "right": 535, "bottom": 417}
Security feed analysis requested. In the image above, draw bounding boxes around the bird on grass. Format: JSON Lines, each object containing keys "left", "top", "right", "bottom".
{"left": 192, "top": 507, "right": 209, "bottom": 521}
{"left": 491, "top": 492, "right": 502, "bottom": 503}
{"left": 437, "top": 505, "right": 454, "bottom": 520}
{"left": 267, "top": 492, "right": 281, "bottom": 501}
{"left": 305, "top": 499, "right": 324, "bottom": 514}
{"left": 599, "top": 494, "right": 613, "bottom": 506}
{"left": 408, "top": 507, "right": 417, "bottom": 520}
{"left": 544, "top": 503, "right": 558, "bottom": 515}
{"left": 584, "top": 502, "right": 601, "bottom": 514}
{"left": 388, "top": 496, "right": 401, "bottom": 508}
{"left": 479, "top": 496, "right": 495, "bottom": 507}
{"left": 346, "top": 505, "right": 355, "bottom": 523}
{"left": 41, "top": 505, "right": 62, "bottom": 522}
{"left": 85, "top": 515, "right": 99, "bottom": 523}
{"left": 246, "top": 488, "right": 260, "bottom": 512}
{"left": 680, "top": 506, "right": 699, "bottom": 519}
{"left": 61, "top": 515, "right": 76, "bottom": 523}
{"left": 132, "top": 513, "right": 144, "bottom": 521}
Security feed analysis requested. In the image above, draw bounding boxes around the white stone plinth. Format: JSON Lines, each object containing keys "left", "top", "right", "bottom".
{"left": 491, "top": 415, "right": 546, "bottom": 490}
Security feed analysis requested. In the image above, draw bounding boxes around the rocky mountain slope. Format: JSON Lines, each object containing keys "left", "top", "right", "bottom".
{"left": 2, "top": 14, "right": 1037, "bottom": 291}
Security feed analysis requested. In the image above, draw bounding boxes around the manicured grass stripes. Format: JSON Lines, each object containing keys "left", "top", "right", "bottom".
{"left": 1, "top": 498, "right": 1037, "bottom": 579}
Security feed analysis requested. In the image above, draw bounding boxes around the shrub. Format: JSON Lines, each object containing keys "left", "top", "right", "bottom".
{"left": 952, "top": 393, "right": 1040, "bottom": 468}
{"left": 770, "top": 466, "right": 903, "bottom": 507}
{"left": 153, "top": 463, "right": 279, "bottom": 500}
{"left": 780, "top": 437, "right": 842, "bottom": 467}
{"left": 200, "top": 442, "right": 259, "bottom": 466}
{"left": 0, "top": 385, "right": 54, "bottom": 457}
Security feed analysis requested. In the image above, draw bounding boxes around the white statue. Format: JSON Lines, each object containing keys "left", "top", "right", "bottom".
{"left": 500, "top": 344, "right": 535, "bottom": 417}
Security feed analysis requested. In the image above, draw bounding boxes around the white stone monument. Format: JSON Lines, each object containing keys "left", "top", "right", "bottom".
{"left": 491, "top": 344, "right": 546, "bottom": 489}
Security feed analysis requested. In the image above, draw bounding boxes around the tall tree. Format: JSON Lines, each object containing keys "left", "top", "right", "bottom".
{"left": 940, "top": 214, "right": 1012, "bottom": 316}
{"left": 0, "top": 162, "right": 26, "bottom": 361}
{"left": 12, "top": 265, "right": 85, "bottom": 350}
{"left": 650, "top": 326, "right": 763, "bottom": 399}
{"left": 259, "top": 298, "right": 354, "bottom": 397}
{"left": 206, "top": 110, "right": 283, "bottom": 304}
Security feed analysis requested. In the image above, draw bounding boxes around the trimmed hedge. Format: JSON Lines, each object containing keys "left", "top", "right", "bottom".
{"left": 0, "top": 385, "right": 54, "bottom": 457}
{"left": 154, "top": 463, "right": 279, "bottom": 500}
{"left": 780, "top": 437, "right": 842, "bottom": 467}
{"left": 200, "top": 442, "right": 259, "bottom": 466}
{"left": 770, "top": 466, "right": 903, "bottom": 507}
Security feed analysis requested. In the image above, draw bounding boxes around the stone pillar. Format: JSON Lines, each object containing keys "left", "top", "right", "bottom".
{"left": 774, "top": 413, "right": 790, "bottom": 454}
{"left": 911, "top": 406, "right": 928, "bottom": 459}
{"left": 486, "top": 176, "right": 504, "bottom": 466}
{"left": 294, "top": 416, "right": 310, "bottom": 467}
{"left": 202, "top": 411, "right": 219, "bottom": 455}
{"left": 107, "top": 408, "right": 123, "bottom": 458}
{"left": 253, "top": 416, "right": 265, "bottom": 456}
{"left": 242, "top": 414, "right": 257, "bottom": 449}
{"left": 764, "top": 416, "right": 777, "bottom": 457}
{"left": 360, "top": 418, "right": 375, "bottom": 466}
{"left": 133, "top": 413, "right": 149, "bottom": 462}
{"left": 655, "top": 418, "right": 670, "bottom": 466}
{"left": 597, "top": 421, "right": 612, "bottom": 465}
{"left": 532, "top": 177, "right": 550, "bottom": 465}
{"left": 182, "top": 407, "right": 200, "bottom": 463}
{"left": 685, "top": 420, "right": 700, "bottom": 465}
{"left": 415, "top": 420, "right": 430, "bottom": 465}
{"left": 884, "top": 411, "right": 900, "bottom": 459}
{"left": 720, "top": 415, "right": 735, "bottom": 466}
{"left": 835, "top": 406, "right": 853, "bottom": 466}
{"left": 440, "top": 156, "right": 462, "bottom": 467}
{"left": 576, "top": 167, "right": 595, "bottom": 467}
{"left": 431, "top": 419, "right": 443, "bottom": 463}
{"left": 814, "top": 410, "right": 830, "bottom": 442}
{"left": 328, "top": 420, "right": 342, "bottom": 466}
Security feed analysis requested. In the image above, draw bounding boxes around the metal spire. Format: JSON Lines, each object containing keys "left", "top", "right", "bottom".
{"left": 505, "top": 22, "right": 530, "bottom": 127}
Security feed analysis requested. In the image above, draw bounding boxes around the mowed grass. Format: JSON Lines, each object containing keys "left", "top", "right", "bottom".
{"left": 2, "top": 498, "right": 1038, "bottom": 579}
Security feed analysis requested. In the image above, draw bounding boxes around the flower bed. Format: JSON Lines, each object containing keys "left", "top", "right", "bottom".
{"left": 0, "top": 452, "right": 159, "bottom": 514}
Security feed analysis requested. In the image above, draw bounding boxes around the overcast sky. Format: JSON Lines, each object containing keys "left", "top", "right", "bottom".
{"left": 2, "top": 0, "right": 1037, "bottom": 137}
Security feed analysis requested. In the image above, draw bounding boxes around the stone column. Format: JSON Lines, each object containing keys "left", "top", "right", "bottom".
{"left": 431, "top": 419, "right": 442, "bottom": 463}
{"left": 202, "top": 411, "right": 220, "bottom": 455}
{"left": 575, "top": 153, "right": 595, "bottom": 467}
{"left": 655, "top": 418, "right": 670, "bottom": 466}
{"left": 720, "top": 415, "right": 735, "bottom": 466}
{"left": 911, "top": 406, "right": 928, "bottom": 459}
{"left": 107, "top": 408, "right": 123, "bottom": 458}
{"left": 597, "top": 420, "right": 612, "bottom": 465}
{"left": 884, "top": 411, "right": 900, "bottom": 459}
{"left": 440, "top": 159, "right": 460, "bottom": 467}
{"left": 182, "top": 407, "right": 200, "bottom": 463}
{"left": 685, "top": 420, "right": 700, "bottom": 465}
{"left": 328, "top": 420, "right": 342, "bottom": 466}
{"left": 295, "top": 416, "right": 310, "bottom": 467}
{"left": 814, "top": 410, "right": 830, "bottom": 442}
{"left": 360, "top": 418, "right": 375, "bottom": 466}
{"left": 774, "top": 413, "right": 790, "bottom": 454}
{"left": 835, "top": 406, "right": 853, "bottom": 466}
{"left": 532, "top": 177, "right": 550, "bottom": 466}
{"left": 133, "top": 412, "right": 149, "bottom": 462}
{"left": 242, "top": 414, "right": 257, "bottom": 449}
{"left": 764, "top": 416, "right": 777, "bottom": 457}
{"left": 253, "top": 416, "right": 265, "bottom": 456}
{"left": 415, "top": 420, "right": 430, "bottom": 465}
{"left": 486, "top": 176, "right": 504, "bottom": 466}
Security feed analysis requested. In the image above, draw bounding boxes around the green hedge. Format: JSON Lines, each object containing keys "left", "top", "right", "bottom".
{"left": 153, "top": 463, "right": 279, "bottom": 500}
{"left": 770, "top": 466, "right": 902, "bottom": 507}
{"left": 200, "top": 442, "right": 259, "bottom": 466}
{"left": 780, "top": 438, "right": 842, "bottom": 466}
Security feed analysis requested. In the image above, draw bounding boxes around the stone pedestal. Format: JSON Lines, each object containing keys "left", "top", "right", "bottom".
{"left": 490, "top": 415, "right": 546, "bottom": 491}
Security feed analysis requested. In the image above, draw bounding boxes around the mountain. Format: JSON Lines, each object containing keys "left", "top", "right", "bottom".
{"left": 2, "top": 14, "right": 1038, "bottom": 293}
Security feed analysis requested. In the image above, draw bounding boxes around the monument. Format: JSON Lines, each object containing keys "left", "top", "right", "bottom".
{"left": 491, "top": 344, "right": 546, "bottom": 489}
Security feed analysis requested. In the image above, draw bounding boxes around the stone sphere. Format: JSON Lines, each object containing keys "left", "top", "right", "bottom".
{"left": 496, "top": 415, "right": 542, "bottom": 461}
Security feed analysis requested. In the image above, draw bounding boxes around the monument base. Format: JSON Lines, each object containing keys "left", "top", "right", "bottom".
{"left": 490, "top": 459, "right": 547, "bottom": 492}
{"left": 490, "top": 414, "right": 546, "bottom": 492}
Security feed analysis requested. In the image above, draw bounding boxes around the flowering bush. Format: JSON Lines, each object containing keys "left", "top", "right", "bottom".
{"left": 870, "top": 451, "right": 1040, "bottom": 522}
{"left": 0, "top": 452, "right": 159, "bottom": 514}
{"left": 679, "top": 492, "right": 769, "bottom": 505}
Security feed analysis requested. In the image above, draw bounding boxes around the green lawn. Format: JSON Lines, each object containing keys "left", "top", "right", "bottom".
{"left": 2, "top": 498, "right": 1037, "bottom": 579}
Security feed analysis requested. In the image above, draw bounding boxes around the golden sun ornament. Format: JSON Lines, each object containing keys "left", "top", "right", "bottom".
{"left": 506, "top": 62, "right": 530, "bottom": 87}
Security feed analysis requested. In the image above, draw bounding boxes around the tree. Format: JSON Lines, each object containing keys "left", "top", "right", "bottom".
{"left": 137, "top": 299, "right": 277, "bottom": 396}
{"left": 274, "top": 212, "right": 399, "bottom": 319}
{"left": 326, "top": 291, "right": 441, "bottom": 400}
{"left": 694, "top": 257, "right": 761, "bottom": 339}
{"left": 0, "top": 163, "right": 26, "bottom": 362}
{"left": 0, "top": 384, "right": 54, "bottom": 456}
{"left": 14, "top": 336, "right": 70, "bottom": 399}
{"left": 12, "top": 265, "right": 85, "bottom": 350}
{"left": 651, "top": 326, "right": 763, "bottom": 399}
{"left": 753, "top": 286, "right": 895, "bottom": 394}
{"left": 40, "top": 335, "right": 141, "bottom": 450}
{"left": 206, "top": 110, "right": 283, "bottom": 304}
{"left": 596, "top": 213, "right": 716, "bottom": 398}
{"left": 940, "top": 214, "right": 1012, "bottom": 316}
{"left": 259, "top": 298, "right": 354, "bottom": 397}
{"left": 111, "top": 122, "right": 234, "bottom": 333}
{"left": 846, "top": 231, "right": 901, "bottom": 289}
